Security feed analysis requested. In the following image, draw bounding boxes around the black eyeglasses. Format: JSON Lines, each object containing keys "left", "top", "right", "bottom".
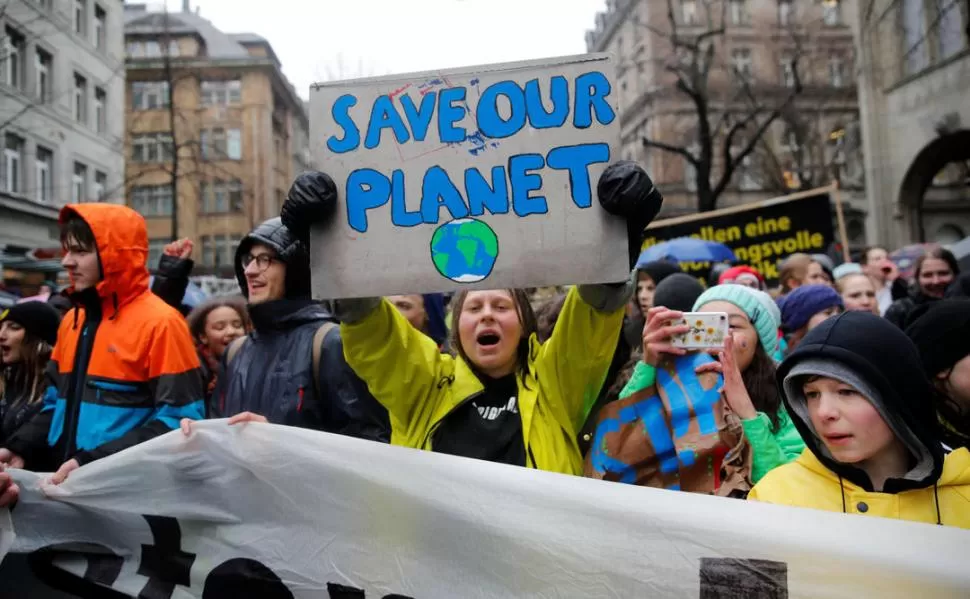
{"left": 240, "top": 253, "right": 279, "bottom": 272}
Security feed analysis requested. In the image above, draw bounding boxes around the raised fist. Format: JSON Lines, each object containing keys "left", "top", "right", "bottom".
{"left": 281, "top": 171, "right": 338, "bottom": 237}
{"left": 597, "top": 161, "right": 664, "bottom": 268}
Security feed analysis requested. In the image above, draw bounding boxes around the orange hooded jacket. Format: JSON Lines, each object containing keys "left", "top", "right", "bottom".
{"left": 5, "top": 204, "right": 204, "bottom": 469}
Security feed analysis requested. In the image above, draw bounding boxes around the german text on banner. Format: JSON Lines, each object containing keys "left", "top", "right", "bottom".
{"left": 1, "top": 422, "right": 968, "bottom": 598}
{"left": 307, "top": 54, "right": 627, "bottom": 299}
{"left": 644, "top": 189, "right": 835, "bottom": 285}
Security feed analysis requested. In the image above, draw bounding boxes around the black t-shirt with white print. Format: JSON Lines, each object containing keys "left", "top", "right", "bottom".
{"left": 432, "top": 373, "right": 526, "bottom": 467}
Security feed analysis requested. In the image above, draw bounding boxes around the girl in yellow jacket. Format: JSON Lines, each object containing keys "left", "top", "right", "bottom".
{"left": 336, "top": 283, "right": 632, "bottom": 475}
{"left": 749, "top": 311, "right": 970, "bottom": 528}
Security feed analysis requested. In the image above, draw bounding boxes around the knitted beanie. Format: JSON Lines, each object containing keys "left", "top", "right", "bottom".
{"left": 693, "top": 284, "right": 781, "bottom": 357}
{"left": 653, "top": 273, "right": 704, "bottom": 312}
{"left": 905, "top": 299, "right": 970, "bottom": 377}
{"left": 780, "top": 284, "right": 843, "bottom": 333}
{"left": 0, "top": 301, "right": 62, "bottom": 346}
{"left": 833, "top": 262, "right": 863, "bottom": 281}
{"left": 636, "top": 259, "right": 680, "bottom": 285}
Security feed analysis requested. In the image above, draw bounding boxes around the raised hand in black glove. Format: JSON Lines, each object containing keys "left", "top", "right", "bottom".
{"left": 280, "top": 171, "right": 338, "bottom": 239}
{"left": 597, "top": 161, "right": 664, "bottom": 269}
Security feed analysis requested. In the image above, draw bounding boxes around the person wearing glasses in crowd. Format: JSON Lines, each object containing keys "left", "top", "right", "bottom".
{"left": 180, "top": 217, "right": 390, "bottom": 443}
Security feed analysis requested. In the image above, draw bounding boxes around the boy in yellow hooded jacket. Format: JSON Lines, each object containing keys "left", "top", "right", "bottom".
{"left": 749, "top": 311, "right": 970, "bottom": 528}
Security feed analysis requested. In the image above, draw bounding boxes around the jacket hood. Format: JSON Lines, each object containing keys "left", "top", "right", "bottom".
{"left": 777, "top": 311, "right": 945, "bottom": 492}
{"left": 248, "top": 299, "right": 330, "bottom": 333}
{"left": 797, "top": 445, "right": 970, "bottom": 490}
{"left": 60, "top": 204, "right": 150, "bottom": 310}
{"left": 235, "top": 217, "right": 311, "bottom": 301}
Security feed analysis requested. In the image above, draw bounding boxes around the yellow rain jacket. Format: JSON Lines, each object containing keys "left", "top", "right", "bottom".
{"left": 341, "top": 286, "right": 625, "bottom": 475}
{"left": 750, "top": 448, "right": 970, "bottom": 529}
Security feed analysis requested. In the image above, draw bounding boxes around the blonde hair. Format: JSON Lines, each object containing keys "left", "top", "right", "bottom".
{"left": 778, "top": 253, "right": 812, "bottom": 293}
{"left": 835, "top": 272, "right": 877, "bottom": 295}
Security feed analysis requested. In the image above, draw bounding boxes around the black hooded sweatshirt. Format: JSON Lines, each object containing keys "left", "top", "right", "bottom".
{"left": 777, "top": 311, "right": 945, "bottom": 493}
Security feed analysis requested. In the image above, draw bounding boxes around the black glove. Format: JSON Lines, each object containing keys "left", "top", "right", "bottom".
{"left": 597, "top": 161, "right": 664, "bottom": 269}
{"left": 281, "top": 171, "right": 338, "bottom": 238}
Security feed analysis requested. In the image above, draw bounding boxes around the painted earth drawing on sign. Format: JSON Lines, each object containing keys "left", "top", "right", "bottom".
{"left": 430, "top": 218, "right": 499, "bottom": 283}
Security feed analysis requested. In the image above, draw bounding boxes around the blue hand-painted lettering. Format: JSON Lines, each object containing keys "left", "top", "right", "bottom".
{"left": 477, "top": 80, "right": 527, "bottom": 139}
{"left": 438, "top": 87, "right": 468, "bottom": 143}
{"left": 344, "top": 143, "right": 609, "bottom": 230}
{"left": 524, "top": 76, "right": 570, "bottom": 129}
{"left": 464, "top": 166, "right": 510, "bottom": 216}
{"left": 508, "top": 154, "right": 548, "bottom": 217}
{"left": 546, "top": 143, "right": 611, "bottom": 209}
{"left": 420, "top": 166, "right": 470, "bottom": 224}
{"left": 346, "top": 169, "right": 390, "bottom": 233}
{"left": 364, "top": 95, "right": 411, "bottom": 149}
{"left": 390, "top": 169, "right": 421, "bottom": 228}
{"left": 589, "top": 353, "right": 724, "bottom": 484}
{"left": 399, "top": 93, "right": 437, "bottom": 142}
{"left": 574, "top": 71, "right": 616, "bottom": 128}
{"left": 326, "top": 94, "right": 360, "bottom": 153}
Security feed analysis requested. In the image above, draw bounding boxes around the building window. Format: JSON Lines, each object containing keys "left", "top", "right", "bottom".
{"left": 35, "top": 48, "right": 52, "bottom": 102}
{"left": 731, "top": 48, "right": 752, "bottom": 82}
{"left": 780, "top": 54, "right": 797, "bottom": 87}
{"left": 227, "top": 129, "right": 242, "bottom": 160}
{"left": 131, "top": 134, "right": 174, "bottom": 163}
{"left": 828, "top": 56, "right": 845, "bottom": 87}
{"left": 131, "top": 81, "right": 170, "bottom": 110}
{"left": 148, "top": 239, "right": 168, "bottom": 269}
{"left": 74, "top": 73, "right": 87, "bottom": 124}
{"left": 200, "top": 179, "right": 244, "bottom": 213}
{"left": 126, "top": 41, "right": 144, "bottom": 58}
{"left": 201, "top": 235, "right": 213, "bottom": 267}
{"left": 145, "top": 40, "right": 161, "bottom": 57}
{"left": 680, "top": 0, "right": 698, "bottom": 25}
{"left": 2, "top": 134, "right": 24, "bottom": 194}
{"left": 822, "top": 0, "right": 841, "bottom": 26}
{"left": 72, "top": 162, "right": 88, "bottom": 203}
{"left": 2, "top": 27, "right": 26, "bottom": 90}
{"left": 778, "top": 0, "right": 793, "bottom": 26}
{"left": 167, "top": 39, "right": 180, "bottom": 57}
{"left": 902, "top": 0, "right": 929, "bottom": 74}
{"left": 94, "top": 170, "right": 107, "bottom": 201}
{"left": 200, "top": 235, "right": 238, "bottom": 268}
{"left": 35, "top": 146, "right": 53, "bottom": 203}
{"left": 94, "top": 5, "right": 106, "bottom": 51}
{"left": 729, "top": 0, "right": 749, "bottom": 25}
{"left": 937, "top": 0, "right": 965, "bottom": 59}
{"left": 202, "top": 128, "right": 242, "bottom": 160}
{"left": 74, "top": 0, "right": 87, "bottom": 37}
{"left": 130, "top": 185, "right": 173, "bottom": 216}
{"left": 94, "top": 87, "right": 106, "bottom": 133}
{"left": 201, "top": 80, "right": 242, "bottom": 106}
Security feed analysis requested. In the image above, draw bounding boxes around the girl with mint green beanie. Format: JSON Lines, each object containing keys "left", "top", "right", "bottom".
{"left": 621, "top": 284, "right": 805, "bottom": 484}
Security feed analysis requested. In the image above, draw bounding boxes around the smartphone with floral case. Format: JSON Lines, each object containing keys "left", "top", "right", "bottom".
{"left": 669, "top": 312, "right": 729, "bottom": 350}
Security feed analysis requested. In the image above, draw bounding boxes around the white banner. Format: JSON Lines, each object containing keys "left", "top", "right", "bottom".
{"left": 1, "top": 421, "right": 968, "bottom": 598}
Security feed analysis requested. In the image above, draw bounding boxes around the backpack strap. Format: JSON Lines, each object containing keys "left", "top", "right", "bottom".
{"left": 311, "top": 321, "right": 338, "bottom": 396}
{"left": 225, "top": 336, "right": 248, "bottom": 366}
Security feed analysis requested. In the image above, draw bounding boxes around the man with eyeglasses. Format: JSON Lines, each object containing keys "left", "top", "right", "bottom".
{"left": 181, "top": 216, "right": 389, "bottom": 442}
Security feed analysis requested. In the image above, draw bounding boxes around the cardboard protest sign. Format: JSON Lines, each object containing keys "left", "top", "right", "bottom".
{"left": 308, "top": 54, "right": 627, "bottom": 299}
{"left": 642, "top": 187, "right": 835, "bottom": 285}
{"left": 2, "top": 422, "right": 969, "bottom": 598}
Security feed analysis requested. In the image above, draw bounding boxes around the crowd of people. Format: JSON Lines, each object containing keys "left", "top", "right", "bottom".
{"left": 1, "top": 165, "right": 969, "bottom": 544}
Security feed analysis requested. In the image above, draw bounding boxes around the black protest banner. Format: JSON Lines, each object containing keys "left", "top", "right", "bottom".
{"left": 641, "top": 188, "right": 836, "bottom": 285}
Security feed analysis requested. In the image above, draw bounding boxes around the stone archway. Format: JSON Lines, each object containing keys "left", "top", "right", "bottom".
{"left": 898, "top": 129, "right": 970, "bottom": 241}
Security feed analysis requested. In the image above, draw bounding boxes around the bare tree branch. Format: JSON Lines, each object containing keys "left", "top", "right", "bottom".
{"left": 642, "top": 136, "right": 700, "bottom": 165}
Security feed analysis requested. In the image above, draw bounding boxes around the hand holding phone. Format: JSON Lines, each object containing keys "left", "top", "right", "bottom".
{"left": 669, "top": 312, "right": 729, "bottom": 350}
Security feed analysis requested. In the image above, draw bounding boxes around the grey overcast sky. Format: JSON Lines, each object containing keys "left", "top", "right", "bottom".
{"left": 159, "top": 0, "right": 607, "bottom": 99}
